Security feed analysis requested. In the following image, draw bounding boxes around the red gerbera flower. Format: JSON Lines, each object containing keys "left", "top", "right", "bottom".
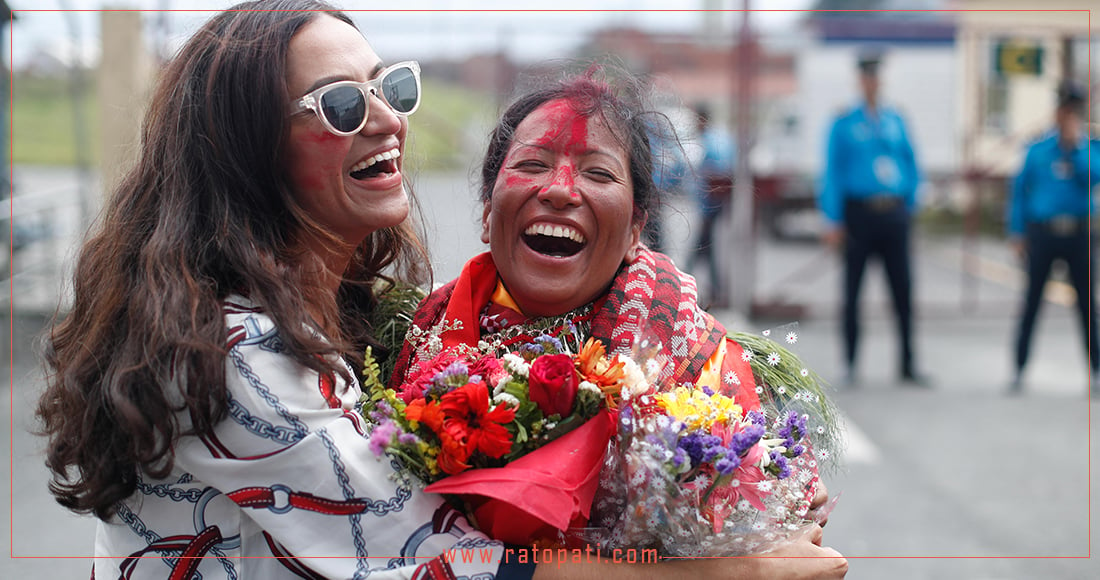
{"left": 439, "top": 381, "right": 515, "bottom": 459}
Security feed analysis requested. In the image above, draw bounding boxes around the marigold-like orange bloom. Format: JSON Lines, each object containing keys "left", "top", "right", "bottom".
{"left": 575, "top": 338, "right": 626, "bottom": 410}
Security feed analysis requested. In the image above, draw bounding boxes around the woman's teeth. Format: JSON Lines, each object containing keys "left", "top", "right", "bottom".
{"left": 350, "top": 148, "right": 401, "bottom": 174}
{"left": 523, "top": 223, "right": 586, "bottom": 244}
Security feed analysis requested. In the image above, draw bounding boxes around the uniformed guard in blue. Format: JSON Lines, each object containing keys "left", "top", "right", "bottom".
{"left": 1007, "top": 81, "right": 1098, "bottom": 394}
{"left": 818, "top": 48, "right": 926, "bottom": 387}
{"left": 685, "top": 103, "right": 736, "bottom": 307}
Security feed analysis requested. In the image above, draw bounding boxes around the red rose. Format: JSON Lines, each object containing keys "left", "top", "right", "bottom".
{"left": 527, "top": 354, "right": 579, "bottom": 418}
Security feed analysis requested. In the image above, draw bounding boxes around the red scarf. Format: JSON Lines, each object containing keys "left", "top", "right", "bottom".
{"left": 392, "top": 249, "right": 756, "bottom": 404}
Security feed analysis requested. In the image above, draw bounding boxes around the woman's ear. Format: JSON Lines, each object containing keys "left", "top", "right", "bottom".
{"left": 480, "top": 202, "right": 492, "bottom": 245}
{"left": 624, "top": 213, "right": 647, "bottom": 262}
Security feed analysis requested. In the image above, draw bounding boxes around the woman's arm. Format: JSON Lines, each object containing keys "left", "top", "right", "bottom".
{"left": 533, "top": 526, "right": 847, "bottom": 580}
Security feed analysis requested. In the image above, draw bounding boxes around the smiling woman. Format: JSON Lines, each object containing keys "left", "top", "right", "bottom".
{"left": 391, "top": 65, "right": 848, "bottom": 579}
{"left": 481, "top": 94, "right": 642, "bottom": 317}
{"left": 32, "top": 2, "right": 534, "bottom": 579}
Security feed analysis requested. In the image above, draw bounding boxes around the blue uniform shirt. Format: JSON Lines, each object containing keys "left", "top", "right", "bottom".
{"left": 1007, "top": 131, "right": 1099, "bottom": 236}
{"left": 696, "top": 126, "right": 735, "bottom": 217}
{"left": 819, "top": 103, "right": 921, "bottom": 225}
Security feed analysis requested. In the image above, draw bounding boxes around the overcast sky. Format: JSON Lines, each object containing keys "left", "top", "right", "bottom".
{"left": 7, "top": 0, "right": 815, "bottom": 68}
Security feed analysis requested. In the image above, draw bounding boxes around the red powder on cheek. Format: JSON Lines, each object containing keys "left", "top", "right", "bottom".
{"left": 287, "top": 129, "right": 348, "bottom": 192}
{"left": 504, "top": 173, "right": 536, "bottom": 189}
{"left": 300, "top": 131, "right": 343, "bottom": 145}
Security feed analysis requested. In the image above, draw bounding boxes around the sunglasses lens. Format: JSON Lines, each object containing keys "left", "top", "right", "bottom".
{"left": 319, "top": 85, "right": 366, "bottom": 134}
{"left": 381, "top": 66, "right": 419, "bottom": 114}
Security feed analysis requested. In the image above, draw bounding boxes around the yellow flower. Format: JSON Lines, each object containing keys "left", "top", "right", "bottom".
{"left": 655, "top": 386, "right": 743, "bottom": 431}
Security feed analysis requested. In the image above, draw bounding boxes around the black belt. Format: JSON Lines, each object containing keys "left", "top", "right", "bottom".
{"left": 846, "top": 195, "right": 903, "bottom": 212}
{"left": 1033, "top": 215, "right": 1088, "bottom": 236}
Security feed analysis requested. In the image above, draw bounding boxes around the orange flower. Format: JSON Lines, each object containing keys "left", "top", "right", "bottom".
{"left": 405, "top": 398, "right": 445, "bottom": 432}
{"left": 576, "top": 338, "right": 625, "bottom": 408}
{"left": 440, "top": 382, "right": 516, "bottom": 459}
{"left": 406, "top": 398, "right": 472, "bottom": 476}
{"left": 436, "top": 431, "right": 471, "bottom": 475}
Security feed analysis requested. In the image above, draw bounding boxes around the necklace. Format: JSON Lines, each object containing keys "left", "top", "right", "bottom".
{"left": 477, "top": 302, "right": 597, "bottom": 357}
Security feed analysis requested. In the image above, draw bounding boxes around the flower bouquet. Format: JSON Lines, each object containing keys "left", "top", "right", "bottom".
{"left": 362, "top": 332, "right": 632, "bottom": 545}
{"left": 586, "top": 326, "right": 843, "bottom": 556}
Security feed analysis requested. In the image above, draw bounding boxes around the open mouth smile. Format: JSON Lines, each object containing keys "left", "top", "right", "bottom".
{"left": 349, "top": 148, "right": 400, "bottom": 181}
{"left": 522, "top": 223, "right": 587, "bottom": 257}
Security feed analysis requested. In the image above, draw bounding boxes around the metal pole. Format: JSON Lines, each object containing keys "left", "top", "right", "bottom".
{"left": 59, "top": 3, "right": 93, "bottom": 230}
{"left": 728, "top": 1, "right": 756, "bottom": 316}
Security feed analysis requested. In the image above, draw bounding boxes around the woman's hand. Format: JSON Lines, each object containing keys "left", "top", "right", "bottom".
{"left": 533, "top": 525, "right": 848, "bottom": 580}
{"left": 751, "top": 524, "right": 848, "bottom": 579}
{"left": 808, "top": 481, "right": 832, "bottom": 527}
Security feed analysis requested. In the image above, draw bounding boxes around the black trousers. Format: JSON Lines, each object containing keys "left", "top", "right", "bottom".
{"left": 842, "top": 200, "right": 914, "bottom": 375}
{"left": 1014, "top": 223, "right": 1098, "bottom": 374}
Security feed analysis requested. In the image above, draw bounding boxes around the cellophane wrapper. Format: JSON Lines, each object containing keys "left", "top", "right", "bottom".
{"left": 582, "top": 325, "right": 843, "bottom": 556}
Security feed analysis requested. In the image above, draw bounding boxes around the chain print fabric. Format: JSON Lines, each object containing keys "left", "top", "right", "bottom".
{"left": 92, "top": 296, "right": 509, "bottom": 580}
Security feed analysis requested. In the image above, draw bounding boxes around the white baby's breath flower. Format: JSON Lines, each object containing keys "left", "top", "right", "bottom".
{"left": 493, "top": 392, "right": 521, "bottom": 408}
{"left": 767, "top": 352, "right": 781, "bottom": 366}
{"left": 501, "top": 353, "right": 529, "bottom": 377}
{"left": 579, "top": 380, "right": 602, "bottom": 395}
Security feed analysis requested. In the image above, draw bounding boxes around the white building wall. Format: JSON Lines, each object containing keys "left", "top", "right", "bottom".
{"left": 795, "top": 40, "right": 958, "bottom": 180}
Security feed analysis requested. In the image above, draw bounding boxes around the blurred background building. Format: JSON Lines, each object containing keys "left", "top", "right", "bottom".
{"left": 3, "top": 0, "right": 1097, "bottom": 313}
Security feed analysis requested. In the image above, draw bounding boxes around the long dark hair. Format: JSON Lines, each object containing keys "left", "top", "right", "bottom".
{"left": 479, "top": 64, "right": 671, "bottom": 225}
{"left": 36, "top": 0, "right": 428, "bottom": 520}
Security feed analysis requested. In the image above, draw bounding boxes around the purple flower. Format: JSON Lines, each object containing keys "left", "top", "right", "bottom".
{"left": 701, "top": 385, "right": 715, "bottom": 397}
{"left": 789, "top": 444, "right": 806, "bottom": 457}
{"left": 671, "top": 447, "right": 690, "bottom": 471}
{"left": 368, "top": 420, "right": 399, "bottom": 457}
{"left": 679, "top": 432, "right": 723, "bottom": 468}
{"left": 519, "top": 342, "right": 545, "bottom": 357}
{"left": 778, "top": 411, "right": 808, "bottom": 448}
{"left": 533, "top": 334, "right": 565, "bottom": 353}
{"left": 746, "top": 410, "right": 766, "bottom": 427}
{"left": 715, "top": 455, "right": 741, "bottom": 476}
{"left": 397, "top": 432, "right": 420, "bottom": 445}
{"left": 425, "top": 361, "right": 471, "bottom": 399}
{"left": 729, "top": 424, "right": 765, "bottom": 457}
{"left": 770, "top": 450, "right": 791, "bottom": 479}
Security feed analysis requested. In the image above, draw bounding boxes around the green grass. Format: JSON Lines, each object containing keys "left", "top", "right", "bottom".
{"left": 9, "top": 72, "right": 493, "bottom": 172}
{"left": 12, "top": 74, "right": 99, "bottom": 166}
{"left": 404, "top": 78, "right": 496, "bottom": 172}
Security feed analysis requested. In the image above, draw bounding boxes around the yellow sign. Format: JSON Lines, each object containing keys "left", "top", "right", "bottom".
{"left": 995, "top": 42, "right": 1043, "bottom": 76}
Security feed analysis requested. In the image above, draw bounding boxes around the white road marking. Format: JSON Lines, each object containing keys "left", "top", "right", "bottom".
{"left": 839, "top": 410, "right": 880, "bottom": 465}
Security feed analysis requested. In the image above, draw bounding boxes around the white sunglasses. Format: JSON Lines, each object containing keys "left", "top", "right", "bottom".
{"left": 290, "top": 61, "right": 421, "bottom": 136}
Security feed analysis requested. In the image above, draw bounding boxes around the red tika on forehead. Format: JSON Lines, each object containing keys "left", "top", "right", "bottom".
{"left": 531, "top": 98, "right": 590, "bottom": 155}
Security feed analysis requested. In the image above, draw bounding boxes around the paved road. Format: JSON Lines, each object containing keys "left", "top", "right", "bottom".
{"left": 3, "top": 167, "right": 1098, "bottom": 578}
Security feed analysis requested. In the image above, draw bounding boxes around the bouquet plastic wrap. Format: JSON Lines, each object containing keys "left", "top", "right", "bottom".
{"left": 586, "top": 325, "right": 844, "bottom": 556}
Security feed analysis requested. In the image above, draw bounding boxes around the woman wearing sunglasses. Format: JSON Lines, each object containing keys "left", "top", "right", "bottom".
{"left": 37, "top": 1, "right": 842, "bottom": 578}
{"left": 39, "top": 2, "right": 514, "bottom": 579}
